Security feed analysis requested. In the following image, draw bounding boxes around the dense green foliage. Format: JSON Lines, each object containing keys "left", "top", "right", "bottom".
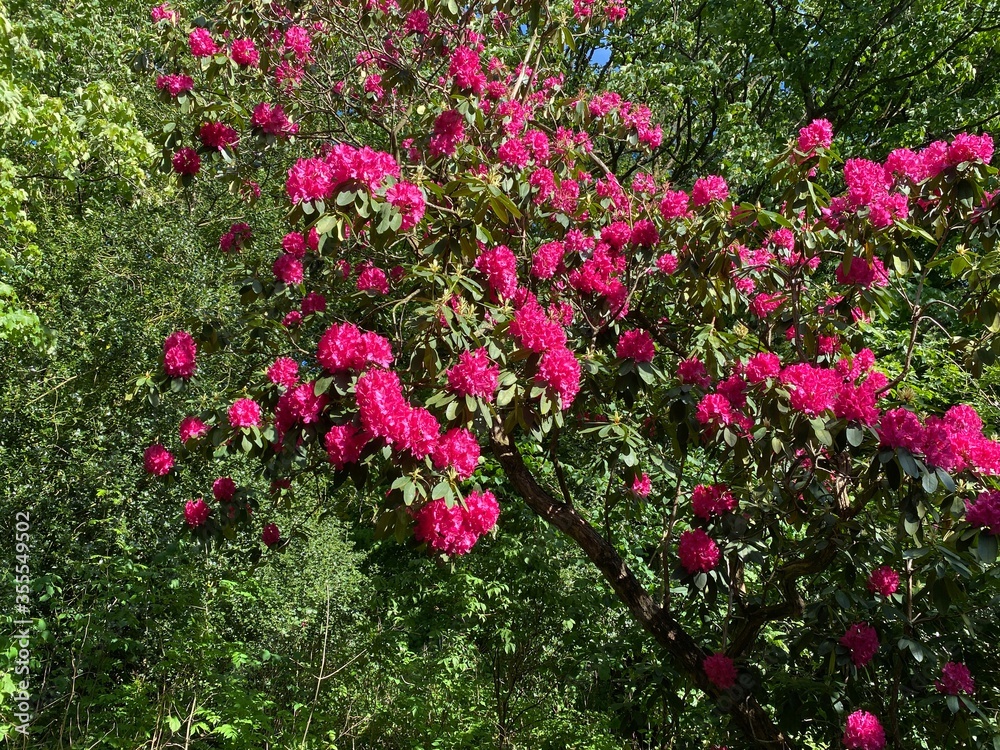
{"left": 2, "top": 1, "right": 1000, "bottom": 749}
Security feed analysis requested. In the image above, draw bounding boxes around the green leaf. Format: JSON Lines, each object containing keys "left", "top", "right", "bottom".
{"left": 978, "top": 533, "right": 997, "bottom": 564}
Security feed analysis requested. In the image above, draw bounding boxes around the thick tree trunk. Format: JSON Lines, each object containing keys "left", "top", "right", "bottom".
{"left": 490, "top": 429, "right": 795, "bottom": 749}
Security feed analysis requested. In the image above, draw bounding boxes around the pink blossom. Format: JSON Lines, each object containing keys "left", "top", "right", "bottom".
{"left": 840, "top": 623, "right": 879, "bottom": 667}
{"left": 779, "top": 363, "right": 840, "bottom": 416}
{"left": 262, "top": 523, "right": 281, "bottom": 547}
{"left": 432, "top": 428, "right": 481, "bottom": 479}
{"left": 877, "top": 408, "right": 925, "bottom": 454}
{"left": 510, "top": 298, "right": 566, "bottom": 352}
{"left": 283, "top": 26, "right": 312, "bottom": 60}
{"left": 691, "top": 175, "right": 729, "bottom": 206}
{"left": 749, "top": 292, "right": 784, "bottom": 318}
{"left": 150, "top": 3, "right": 177, "bottom": 23}
{"left": 936, "top": 662, "right": 975, "bottom": 695}
{"left": 219, "top": 222, "right": 251, "bottom": 253}
{"left": 251, "top": 103, "right": 298, "bottom": 137}
{"left": 837, "top": 257, "right": 889, "bottom": 288}
{"left": 301, "top": 292, "right": 326, "bottom": 315}
{"left": 184, "top": 498, "right": 210, "bottom": 528}
{"left": 155, "top": 74, "right": 193, "bottom": 97}
{"left": 163, "top": 331, "right": 197, "bottom": 379}
{"left": 867, "top": 566, "right": 899, "bottom": 597}
{"left": 630, "top": 219, "right": 659, "bottom": 247}
{"left": 677, "top": 528, "right": 720, "bottom": 573}
{"left": 267, "top": 357, "right": 299, "bottom": 389}
{"left": 703, "top": 652, "right": 737, "bottom": 690}
{"left": 199, "top": 121, "right": 238, "bottom": 151}
{"left": 403, "top": 8, "right": 431, "bottom": 34}
{"left": 212, "top": 476, "right": 236, "bottom": 502}
{"left": 474, "top": 246, "right": 519, "bottom": 298}
{"left": 631, "top": 473, "right": 652, "bottom": 497}
{"left": 144, "top": 444, "right": 174, "bottom": 476}
{"left": 692, "top": 484, "right": 736, "bottom": 520}
{"left": 324, "top": 423, "right": 370, "bottom": 469}
{"left": 531, "top": 241, "right": 566, "bottom": 279}
{"left": 616, "top": 330, "right": 655, "bottom": 362}
{"left": 656, "top": 253, "right": 679, "bottom": 275}
{"left": 842, "top": 711, "right": 885, "bottom": 750}
{"left": 797, "top": 119, "right": 834, "bottom": 153}
{"left": 966, "top": 490, "right": 1000, "bottom": 534}
{"left": 385, "top": 181, "right": 426, "bottom": 230}
{"left": 357, "top": 264, "right": 390, "bottom": 294}
{"left": 189, "top": 28, "right": 219, "bottom": 57}
{"left": 446, "top": 349, "right": 500, "bottom": 401}
{"left": 317, "top": 322, "right": 393, "bottom": 373}
{"left": 179, "top": 416, "right": 208, "bottom": 443}
{"left": 678, "top": 357, "right": 711, "bottom": 388}
{"left": 282, "top": 310, "right": 302, "bottom": 328}
{"left": 660, "top": 190, "right": 691, "bottom": 219}
{"left": 171, "top": 147, "right": 200, "bottom": 175}
{"left": 537, "top": 346, "right": 581, "bottom": 408}
{"left": 273, "top": 254, "right": 303, "bottom": 285}
{"left": 227, "top": 398, "right": 262, "bottom": 429}
{"left": 448, "top": 46, "right": 485, "bottom": 93}
{"left": 946, "top": 133, "right": 993, "bottom": 166}
{"left": 230, "top": 38, "right": 260, "bottom": 67}
{"left": 745, "top": 353, "right": 780, "bottom": 384}
{"left": 413, "top": 490, "right": 500, "bottom": 555}
{"left": 429, "top": 110, "right": 465, "bottom": 157}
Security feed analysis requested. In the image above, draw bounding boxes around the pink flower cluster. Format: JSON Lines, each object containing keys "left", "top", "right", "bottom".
{"left": 179, "top": 416, "right": 208, "bottom": 442}
{"left": 218, "top": 222, "right": 251, "bottom": 253}
{"left": 879, "top": 404, "right": 1000, "bottom": 475}
{"left": 691, "top": 484, "right": 736, "bottom": 520}
{"left": 227, "top": 398, "right": 262, "bottom": 429}
{"left": 261, "top": 523, "right": 281, "bottom": 547}
{"left": 413, "top": 490, "right": 500, "bottom": 555}
{"left": 630, "top": 473, "right": 652, "bottom": 497}
{"left": 531, "top": 241, "right": 567, "bottom": 279}
{"left": 677, "top": 528, "right": 720, "bottom": 573}
{"left": 184, "top": 498, "right": 210, "bottom": 528}
{"left": 703, "top": 652, "right": 737, "bottom": 690}
{"left": 155, "top": 74, "right": 193, "bottom": 97}
{"left": 199, "top": 121, "right": 238, "bottom": 151}
{"left": 866, "top": 566, "right": 899, "bottom": 597}
{"left": 385, "top": 181, "right": 426, "bottom": 230}
{"left": 230, "top": 38, "right": 259, "bottom": 67}
{"left": 840, "top": 623, "right": 879, "bottom": 667}
{"left": 474, "top": 245, "right": 519, "bottom": 298}
{"left": 355, "top": 369, "right": 440, "bottom": 458}
{"left": 251, "top": 103, "right": 298, "bottom": 137}
{"left": 797, "top": 118, "right": 834, "bottom": 154}
{"left": 691, "top": 175, "right": 729, "bottom": 206}
{"left": 965, "top": 489, "right": 1000, "bottom": 534}
{"left": 836, "top": 257, "right": 889, "bottom": 288}
{"left": 429, "top": 110, "right": 465, "bottom": 157}
{"left": 273, "top": 381, "right": 328, "bottom": 439}
{"left": 317, "top": 323, "right": 393, "bottom": 373}
{"left": 936, "top": 661, "right": 975, "bottom": 695}
{"left": 212, "top": 476, "right": 236, "bottom": 502}
{"left": 171, "top": 147, "right": 200, "bottom": 175}
{"left": 324, "top": 423, "right": 370, "bottom": 470}
{"left": 446, "top": 348, "right": 500, "bottom": 401}
{"left": 163, "top": 331, "right": 197, "bottom": 378}
{"left": 144, "top": 444, "right": 174, "bottom": 476}
{"left": 842, "top": 711, "right": 885, "bottom": 750}
{"left": 150, "top": 3, "right": 176, "bottom": 23}
{"left": 189, "top": 28, "right": 219, "bottom": 57}
{"left": 432, "top": 428, "right": 481, "bottom": 479}
{"left": 616, "top": 330, "right": 655, "bottom": 362}
{"left": 286, "top": 145, "right": 400, "bottom": 204}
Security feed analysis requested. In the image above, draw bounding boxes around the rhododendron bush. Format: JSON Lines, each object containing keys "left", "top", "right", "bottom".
{"left": 139, "top": 2, "right": 1000, "bottom": 747}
